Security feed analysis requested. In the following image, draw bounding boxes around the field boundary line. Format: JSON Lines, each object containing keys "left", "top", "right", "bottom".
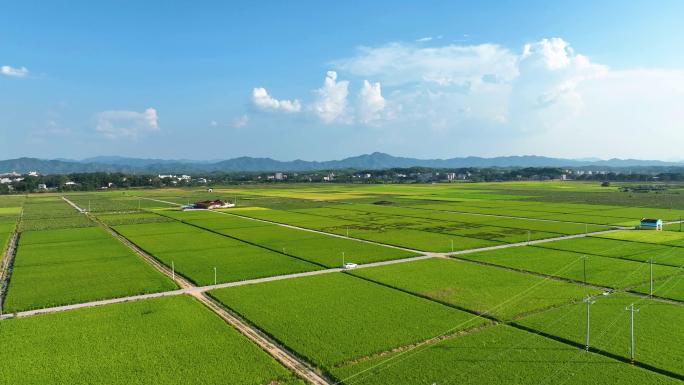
{"left": 0, "top": 228, "right": 20, "bottom": 316}
{"left": 508, "top": 322, "right": 684, "bottom": 382}
{"left": 62, "top": 196, "right": 193, "bottom": 289}
{"left": 396, "top": 202, "right": 636, "bottom": 228}
{"left": 192, "top": 292, "right": 333, "bottom": 385}
{"left": 135, "top": 196, "right": 623, "bottom": 258}
{"left": 333, "top": 322, "right": 497, "bottom": 369}
{"left": 448, "top": 255, "right": 614, "bottom": 291}
{"left": 444, "top": 228, "right": 621, "bottom": 256}
{"left": 0, "top": 289, "right": 187, "bottom": 320}
{"left": 133, "top": 195, "right": 428, "bottom": 254}
{"left": 208, "top": 209, "right": 427, "bottom": 254}
{"left": 0, "top": 255, "right": 438, "bottom": 320}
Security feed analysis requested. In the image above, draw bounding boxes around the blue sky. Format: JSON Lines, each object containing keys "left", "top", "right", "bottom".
{"left": 2, "top": 1, "right": 683, "bottom": 161}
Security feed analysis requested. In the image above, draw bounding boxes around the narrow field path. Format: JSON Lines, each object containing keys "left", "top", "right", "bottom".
{"left": 0, "top": 229, "right": 20, "bottom": 316}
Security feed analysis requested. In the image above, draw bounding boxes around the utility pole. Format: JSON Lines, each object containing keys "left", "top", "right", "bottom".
{"left": 342, "top": 252, "right": 345, "bottom": 266}
{"left": 451, "top": 240, "right": 454, "bottom": 252}
{"left": 584, "top": 296, "right": 595, "bottom": 352}
{"left": 581, "top": 256, "right": 588, "bottom": 284}
{"left": 625, "top": 303, "right": 639, "bottom": 363}
{"left": 214, "top": 267, "right": 217, "bottom": 285}
{"left": 346, "top": 226, "right": 349, "bottom": 238}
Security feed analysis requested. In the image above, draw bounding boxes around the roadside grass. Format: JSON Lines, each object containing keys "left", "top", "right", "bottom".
{"left": 0, "top": 296, "right": 304, "bottom": 385}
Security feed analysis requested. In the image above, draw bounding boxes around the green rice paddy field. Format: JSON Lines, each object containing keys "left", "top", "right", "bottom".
{"left": 2, "top": 182, "right": 684, "bottom": 384}
{"left": 0, "top": 296, "right": 304, "bottom": 385}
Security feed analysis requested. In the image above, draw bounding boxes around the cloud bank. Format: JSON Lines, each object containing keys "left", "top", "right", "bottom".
{"left": 95, "top": 108, "right": 159, "bottom": 139}
{"left": 245, "top": 37, "right": 684, "bottom": 159}
{"left": 1, "top": 65, "right": 29, "bottom": 77}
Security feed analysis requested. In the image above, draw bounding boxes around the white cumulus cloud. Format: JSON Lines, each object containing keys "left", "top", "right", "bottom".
{"left": 357, "top": 80, "right": 386, "bottom": 123}
{"left": 311, "top": 71, "right": 349, "bottom": 123}
{"left": 1, "top": 65, "right": 29, "bottom": 77}
{"left": 95, "top": 108, "right": 159, "bottom": 139}
{"left": 252, "top": 87, "right": 301, "bottom": 113}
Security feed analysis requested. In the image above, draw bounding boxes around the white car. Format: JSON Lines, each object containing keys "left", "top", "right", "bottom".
{"left": 343, "top": 262, "right": 358, "bottom": 269}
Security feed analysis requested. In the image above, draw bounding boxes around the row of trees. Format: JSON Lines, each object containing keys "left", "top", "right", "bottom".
{"left": 3, "top": 167, "right": 684, "bottom": 194}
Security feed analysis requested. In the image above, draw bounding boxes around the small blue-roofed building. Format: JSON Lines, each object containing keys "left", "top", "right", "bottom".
{"left": 639, "top": 218, "right": 663, "bottom": 230}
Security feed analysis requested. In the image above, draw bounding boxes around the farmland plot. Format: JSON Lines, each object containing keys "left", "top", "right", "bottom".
{"left": 0, "top": 296, "right": 303, "bottom": 385}
{"left": 159, "top": 209, "right": 418, "bottom": 266}
{"left": 535, "top": 237, "right": 684, "bottom": 267}
{"left": 631, "top": 274, "right": 684, "bottom": 302}
{"left": 210, "top": 273, "right": 487, "bottom": 369}
{"left": 350, "top": 258, "right": 599, "bottom": 320}
{"left": 596, "top": 230, "right": 684, "bottom": 247}
{"left": 20, "top": 197, "right": 94, "bottom": 231}
{"left": 332, "top": 325, "right": 678, "bottom": 385}
{"left": 516, "top": 292, "right": 684, "bottom": 378}
{"left": 457, "top": 246, "right": 680, "bottom": 288}
{"left": 3, "top": 226, "right": 176, "bottom": 312}
{"left": 114, "top": 221, "right": 321, "bottom": 285}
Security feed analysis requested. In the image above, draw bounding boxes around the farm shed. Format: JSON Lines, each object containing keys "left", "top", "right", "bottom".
{"left": 639, "top": 218, "right": 663, "bottom": 230}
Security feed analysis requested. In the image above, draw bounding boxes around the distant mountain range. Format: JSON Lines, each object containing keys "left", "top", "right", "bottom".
{"left": 1, "top": 153, "right": 684, "bottom": 174}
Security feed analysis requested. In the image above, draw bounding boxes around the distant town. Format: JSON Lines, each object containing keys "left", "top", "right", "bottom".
{"left": 2, "top": 166, "right": 684, "bottom": 194}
